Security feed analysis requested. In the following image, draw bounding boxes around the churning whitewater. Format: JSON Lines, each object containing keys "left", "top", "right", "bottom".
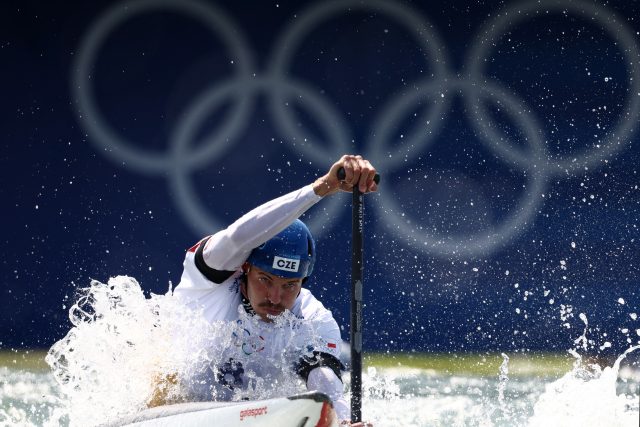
{"left": 1, "top": 275, "right": 637, "bottom": 426}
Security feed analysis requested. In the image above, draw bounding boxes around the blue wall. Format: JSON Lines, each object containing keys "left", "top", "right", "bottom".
{"left": 3, "top": 0, "right": 640, "bottom": 356}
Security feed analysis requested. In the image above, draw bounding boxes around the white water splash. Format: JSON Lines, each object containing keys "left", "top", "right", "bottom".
{"left": 497, "top": 353, "right": 511, "bottom": 421}
{"left": 528, "top": 346, "right": 640, "bottom": 427}
{"left": 4, "top": 350, "right": 639, "bottom": 426}
{"left": 44, "top": 276, "right": 317, "bottom": 426}
{"left": 30, "top": 276, "right": 640, "bottom": 426}
{"left": 45, "top": 276, "right": 211, "bottom": 425}
{"left": 574, "top": 313, "right": 589, "bottom": 350}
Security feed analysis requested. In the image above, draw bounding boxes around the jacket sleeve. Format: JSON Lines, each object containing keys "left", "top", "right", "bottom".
{"left": 306, "top": 366, "right": 349, "bottom": 422}
{"left": 200, "top": 184, "right": 321, "bottom": 273}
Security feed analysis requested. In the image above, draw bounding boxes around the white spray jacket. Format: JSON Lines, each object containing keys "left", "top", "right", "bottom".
{"left": 172, "top": 184, "right": 349, "bottom": 420}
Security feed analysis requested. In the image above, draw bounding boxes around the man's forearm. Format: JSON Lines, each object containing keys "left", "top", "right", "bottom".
{"left": 306, "top": 366, "right": 349, "bottom": 421}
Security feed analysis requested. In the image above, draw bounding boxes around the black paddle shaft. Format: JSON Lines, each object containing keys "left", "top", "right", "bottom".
{"left": 350, "top": 186, "right": 364, "bottom": 423}
{"left": 336, "top": 168, "right": 379, "bottom": 423}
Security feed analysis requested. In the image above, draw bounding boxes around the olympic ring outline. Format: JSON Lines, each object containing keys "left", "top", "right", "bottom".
{"left": 266, "top": 0, "right": 450, "bottom": 169}
{"left": 375, "top": 78, "right": 549, "bottom": 256}
{"left": 465, "top": 0, "right": 640, "bottom": 175}
{"left": 366, "top": 77, "right": 453, "bottom": 171}
{"left": 168, "top": 76, "right": 350, "bottom": 233}
{"left": 71, "top": 0, "right": 640, "bottom": 258}
{"left": 73, "top": 0, "right": 256, "bottom": 175}
{"left": 232, "top": 327, "right": 265, "bottom": 355}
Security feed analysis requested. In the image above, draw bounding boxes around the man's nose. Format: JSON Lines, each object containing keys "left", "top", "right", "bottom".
{"left": 267, "top": 285, "right": 281, "bottom": 304}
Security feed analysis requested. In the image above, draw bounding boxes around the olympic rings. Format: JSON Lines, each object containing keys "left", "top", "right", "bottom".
{"left": 73, "top": 0, "right": 640, "bottom": 256}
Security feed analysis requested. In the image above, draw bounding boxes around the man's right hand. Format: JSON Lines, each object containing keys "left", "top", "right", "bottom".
{"left": 147, "top": 372, "right": 179, "bottom": 408}
{"left": 313, "top": 154, "right": 378, "bottom": 197}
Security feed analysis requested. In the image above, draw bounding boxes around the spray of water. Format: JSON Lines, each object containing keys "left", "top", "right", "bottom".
{"left": 45, "top": 276, "right": 320, "bottom": 426}
{"left": 527, "top": 345, "right": 639, "bottom": 426}
{"left": 496, "top": 353, "right": 511, "bottom": 421}
{"left": 38, "top": 277, "right": 639, "bottom": 426}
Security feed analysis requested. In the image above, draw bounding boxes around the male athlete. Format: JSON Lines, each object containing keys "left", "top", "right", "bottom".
{"left": 155, "top": 155, "right": 377, "bottom": 426}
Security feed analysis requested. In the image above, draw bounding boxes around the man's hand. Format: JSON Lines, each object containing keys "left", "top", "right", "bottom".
{"left": 313, "top": 155, "right": 378, "bottom": 197}
{"left": 147, "top": 372, "right": 179, "bottom": 408}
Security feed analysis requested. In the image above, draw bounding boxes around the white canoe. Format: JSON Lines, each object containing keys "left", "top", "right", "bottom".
{"left": 107, "top": 391, "right": 339, "bottom": 427}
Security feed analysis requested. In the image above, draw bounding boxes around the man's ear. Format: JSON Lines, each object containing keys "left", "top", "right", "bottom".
{"left": 240, "top": 280, "right": 248, "bottom": 298}
{"left": 240, "top": 262, "right": 250, "bottom": 298}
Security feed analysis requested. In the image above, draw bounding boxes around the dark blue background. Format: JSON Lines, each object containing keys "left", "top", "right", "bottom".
{"left": 3, "top": 0, "right": 639, "bottom": 357}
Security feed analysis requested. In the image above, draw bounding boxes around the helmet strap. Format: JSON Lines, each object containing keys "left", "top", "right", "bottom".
{"left": 240, "top": 292, "right": 255, "bottom": 316}
{"left": 239, "top": 264, "right": 256, "bottom": 316}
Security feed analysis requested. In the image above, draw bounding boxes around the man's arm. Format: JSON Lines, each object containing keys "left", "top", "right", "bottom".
{"left": 201, "top": 185, "right": 321, "bottom": 272}
{"left": 200, "top": 154, "right": 378, "bottom": 273}
{"left": 306, "top": 366, "right": 349, "bottom": 421}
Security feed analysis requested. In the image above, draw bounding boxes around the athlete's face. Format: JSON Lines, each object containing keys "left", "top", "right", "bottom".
{"left": 241, "top": 263, "right": 302, "bottom": 322}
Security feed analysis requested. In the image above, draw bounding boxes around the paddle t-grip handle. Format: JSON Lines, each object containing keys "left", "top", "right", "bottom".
{"left": 337, "top": 167, "right": 381, "bottom": 185}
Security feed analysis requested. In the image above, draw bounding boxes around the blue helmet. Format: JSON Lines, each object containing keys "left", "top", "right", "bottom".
{"left": 246, "top": 220, "right": 316, "bottom": 279}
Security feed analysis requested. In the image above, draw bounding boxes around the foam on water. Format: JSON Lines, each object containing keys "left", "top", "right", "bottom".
{"left": 527, "top": 346, "right": 640, "bottom": 427}
{"left": 356, "top": 351, "right": 638, "bottom": 426}
{"left": 0, "top": 367, "right": 65, "bottom": 426}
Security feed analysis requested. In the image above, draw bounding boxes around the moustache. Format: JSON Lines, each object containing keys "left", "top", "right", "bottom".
{"left": 258, "top": 302, "right": 285, "bottom": 310}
